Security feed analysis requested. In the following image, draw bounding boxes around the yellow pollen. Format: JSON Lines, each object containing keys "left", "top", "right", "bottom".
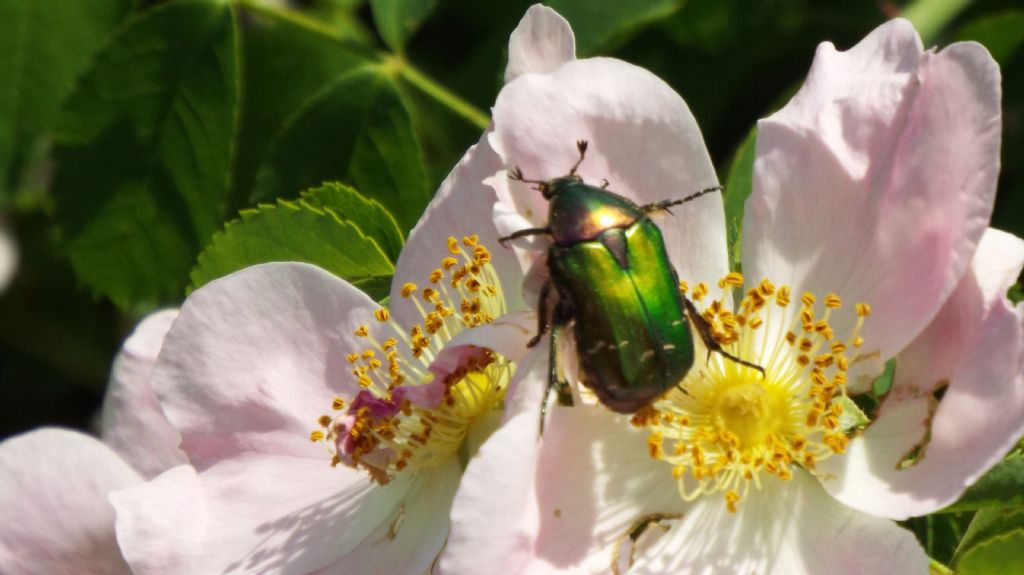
{"left": 678, "top": 280, "right": 689, "bottom": 294}
{"left": 636, "top": 274, "right": 872, "bottom": 513}
{"left": 316, "top": 235, "right": 513, "bottom": 485}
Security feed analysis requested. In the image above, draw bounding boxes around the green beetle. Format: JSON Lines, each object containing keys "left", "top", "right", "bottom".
{"left": 500, "top": 141, "right": 761, "bottom": 415}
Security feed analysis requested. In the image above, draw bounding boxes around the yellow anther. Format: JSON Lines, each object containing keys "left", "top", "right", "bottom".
{"left": 856, "top": 303, "right": 872, "bottom": 317}
{"left": 422, "top": 287, "right": 438, "bottom": 302}
{"left": 401, "top": 283, "right": 417, "bottom": 298}
{"left": 466, "top": 279, "right": 482, "bottom": 292}
{"left": 462, "top": 234, "right": 478, "bottom": 246}
{"left": 318, "top": 415, "right": 332, "bottom": 428}
{"left": 678, "top": 280, "right": 689, "bottom": 294}
{"left": 777, "top": 285, "right": 791, "bottom": 306}
{"left": 374, "top": 308, "right": 390, "bottom": 322}
{"left": 346, "top": 352, "right": 360, "bottom": 363}
{"left": 447, "top": 237, "right": 460, "bottom": 254}
{"left": 693, "top": 282, "right": 709, "bottom": 301}
{"left": 852, "top": 336, "right": 863, "bottom": 348}
{"left": 383, "top": 338, "right": 397, "bottom": 349}
{"left": 801, "top": 293, "right": 816, "bottom": 307}
{"left": 361, "top": 350, "right": 375, "bottom": 360}
{"left": 354, "top": 325, "right": 370, "bottom": 338}
{"left": 758, "top": 278, "right": 775, "bottom": 296}
{"left": 647, "top": 433, "right": 665, "bottom": 458}
{"left": 473, "top": 245, "right": 491, "bottom": 264}
{"left": 836, "top": 356, "right": 849, "bottom": 372}
{"left": 332, "top": 397, "right": 346, "bottom": 410}
{"left": 725, "top": 490, "right": 741, "bottom": 514}
{"left": 429, "top": 269, "right": 444, "bottom": 283}
{"left": 825, "top": 293, "right": 842, "bottom": 309}
{"left": 310, "top": 430, "right": 325, "bottom": 442}
{"left": 442, "top": 257, "right": 458, "bottom": 270}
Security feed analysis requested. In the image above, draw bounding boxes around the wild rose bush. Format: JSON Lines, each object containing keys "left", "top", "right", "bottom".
{"left": 1, "top": 2, "right": 1023, "bottom": 574}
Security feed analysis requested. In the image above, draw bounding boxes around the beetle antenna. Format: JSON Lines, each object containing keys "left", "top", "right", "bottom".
{"left": 569, "top": 140, "right": 588, "bottom": 175}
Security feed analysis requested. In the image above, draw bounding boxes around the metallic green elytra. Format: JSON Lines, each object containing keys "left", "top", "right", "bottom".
{"left": 500, "top": 141, "right": 762, "bottom": 416}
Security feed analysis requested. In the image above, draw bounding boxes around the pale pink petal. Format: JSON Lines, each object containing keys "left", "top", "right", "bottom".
{"left": 101, "top": 309, "right": 188, "bottom": 478}
{"left": 504, "top": 4, "right": 576, "bottom": 83}
{"left": 113, "top": 454, "right": 460, "bottom": 575}
{"left": 0, "top": 428, "right": 141, "bottom": 575}
{"left": 502, "top": 343, "right": 550, "bottom": 422}
{"left": 0, "top": 219, "right": 15, "bottom": 293}
{"left": 151, "top": 262, "right": 380, "bottom": 468}
{"left": 389, "top": 135, "right": 525, "bottom": 331}
{"left": 744, "top": 19, "right": 1001, "bottom": 384}
{"left": 490, "top": 57, "right": 730, "bottom": 289}
{"left": 629, "top": 471, "right": 927, "bottom": 575}
{"left": 436, "top": 309, "right": 535, "bottom": 364}
{"left": 439, "top": 407, "right": 681, "bottom": 575}
{"left": 819, "top": 229, "right": 1024, "bottom": 519}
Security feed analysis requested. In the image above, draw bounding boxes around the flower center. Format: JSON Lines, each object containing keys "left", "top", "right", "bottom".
{"left": 311, "top": 235, "right": 512, "bottom": 484}
{"left": 634, "top": 273, "right": 870, "bottom": 512}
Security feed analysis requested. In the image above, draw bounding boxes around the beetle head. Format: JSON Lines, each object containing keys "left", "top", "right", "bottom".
{"left": 539, "top": 175, "right": 583, "bottom": 200}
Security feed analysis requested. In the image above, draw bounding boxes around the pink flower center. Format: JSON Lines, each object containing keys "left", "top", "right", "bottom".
{"left": 311, "top": 236, "right": 512, "bottom": 484}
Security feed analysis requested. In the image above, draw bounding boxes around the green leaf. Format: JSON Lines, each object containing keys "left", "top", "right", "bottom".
{"left": 0, "top": 0, "right": 133, "bottom": 199}
{"left": 49, "top": 0, "right": 237, "bottom": 308}
{"left": 230, "top": 4, "right": 373, "bottom": 212}
{"left": 190, "top": 194, "right": 394, "bottom": 302}
{"left": 835, "top": 395, "right": 869, "bottom": 432}
{"left": 953, "top": 10, "right": 1024, "bottom": 66}
{"left": 50, "top": 0, "right": 240, "bottom": 310}
{"left": 953, "top": 507, "right": 1024, "bottom": 574}
{"left": 394, "top": 65, "right": 486, "bottom": 192}
{"left": 252, "top": 65, "right": 430, "bottom": 232}
{"left": 723, "top": 127, "right": 755, "bottom": 272}
{"left": 301, "top": 182, "right": 404, "bottom": 262}
{"left": 546, "top": 0, "right": 679, "bottom": 55}
{"left": 942, "top": 454, "right": 1024, "bottom": 513}
{"left": 370, "top": 0, "right": 437, "bottom": 51}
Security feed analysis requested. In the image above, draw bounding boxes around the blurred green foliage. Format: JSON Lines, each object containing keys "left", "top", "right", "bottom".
{"left": 0, "top": 0, "right": 1022, "bottom": 568}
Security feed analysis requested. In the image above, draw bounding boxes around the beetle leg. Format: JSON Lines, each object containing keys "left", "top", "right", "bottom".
{"left": 641, "top": 185, "right": 724, "bottom": 215}
{"left": 498, "top": 226, "right": 553, "bottom": 248}
{"left": 569, "top": 140, "right": 589, "bottom": 175}
{"left": 539, "top": 289, "right": 575, "bottom": 435}
{"left": 682, "top": 296, "right": 766, "bottom": 376}
{"left": 528, "top": 282, "right": 555, "bottom": 348}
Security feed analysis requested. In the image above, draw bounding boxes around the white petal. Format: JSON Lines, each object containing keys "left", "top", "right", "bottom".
{"left": 744, "top": 20, "right": 1001, "bottom": 380}
{"left": 389, "top": 134, "right": 525, "bottom": 330}
{"left": 151, "top": 262, "right": 379, "bottom": 468}
{"left": 440, "top": 407, "right": 681, "bottom": 575}
{"left": 505, "top": 4, "right": 576, "bottom": 83}
{"left": 490, "top": 57, "right": 729, "bottom": 289}
{"left": 113, "top": 454, "right": 460, "bottom": 574}
{"left": 0, "top": 219, "right": 15, "bottom": 293}
{"left": 820, "top": 229, "right": 1024, "bottom": 519}
{"left": 0, "top": 429, "right": 140, "bottom": 575}
{"left": 101, "top": 309, "right": 188, "bottom": 478}
{"left": 631, "top": 471, "right": 927, "bottom": 575}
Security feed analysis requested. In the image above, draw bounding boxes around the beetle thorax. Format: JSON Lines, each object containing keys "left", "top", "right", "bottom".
{"left": 547, "top": 182, "right": 644, "bottom": 245}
